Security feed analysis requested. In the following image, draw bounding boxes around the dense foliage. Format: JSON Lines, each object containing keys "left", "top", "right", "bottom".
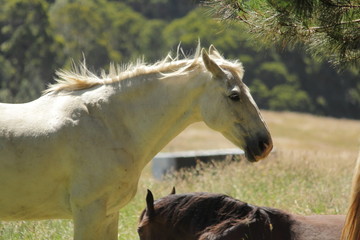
{"left": 204, "top": 0, "right": 360, "bottom": 68}
{"left": 0, "top": 0, "right": 359, "bottom": 118}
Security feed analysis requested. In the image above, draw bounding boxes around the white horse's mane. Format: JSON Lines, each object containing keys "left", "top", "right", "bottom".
{"left": 44, "top": 44, "right": 244, "bottom": 94}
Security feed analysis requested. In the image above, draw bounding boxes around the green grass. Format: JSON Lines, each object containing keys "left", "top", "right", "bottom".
{"left": 1, "top": 111, "right": 359, "bottom": 239}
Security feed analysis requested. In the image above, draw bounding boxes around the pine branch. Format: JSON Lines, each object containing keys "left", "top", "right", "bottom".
{"left": 309, "top": 19, "right": 360, "bottom": 31}
{"left": 203, "top": 0, "right": 360, "bottom": 68}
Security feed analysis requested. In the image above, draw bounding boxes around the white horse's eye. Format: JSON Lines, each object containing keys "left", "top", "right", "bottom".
{"left": 228, "top": 92, "right": 240, "bottom": 101}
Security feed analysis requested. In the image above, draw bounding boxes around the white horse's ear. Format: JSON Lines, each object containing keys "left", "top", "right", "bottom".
{"left": 209, "top": 45, "right": 222, "bottom": 59}
{"left": 201, "top": 49, "right": 225, "bottom": 79}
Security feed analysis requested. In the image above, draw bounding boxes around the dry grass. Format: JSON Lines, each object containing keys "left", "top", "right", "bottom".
{"left": 1, "top": 110, "right": 359, "bottom": 240}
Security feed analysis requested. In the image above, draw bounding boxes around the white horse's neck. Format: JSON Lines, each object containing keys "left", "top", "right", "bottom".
{"left": 86, "top": 69, "right": 208, "bottom": 167}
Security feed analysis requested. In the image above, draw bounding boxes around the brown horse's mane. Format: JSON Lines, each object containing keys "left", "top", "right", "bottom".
{"left": 152, "top": 192, "right": 295, "bottom": 239}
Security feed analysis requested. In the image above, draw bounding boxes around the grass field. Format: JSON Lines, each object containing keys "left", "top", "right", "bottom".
{"left": 1, "top": 111, "right": 359, "bottom": 239}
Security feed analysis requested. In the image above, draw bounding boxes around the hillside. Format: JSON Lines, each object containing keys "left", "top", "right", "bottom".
{"left": 162, "top": 110, "right": 360, "bottom": 154}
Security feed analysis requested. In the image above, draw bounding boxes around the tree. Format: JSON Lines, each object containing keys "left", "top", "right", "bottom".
{"left": 115, "top": 0, "right": 199, "bottom": 20}
{"left": 49, "top": 0, "right": 111, "bottom": 69}
{"left": 49, "top": 0, "right": 166, "bottom": 68}
{"left": 163, "top": 7, "right": 254, "bottom": 57}
{"left": 204, "top": 0, "right": 360, "bottom": 69}
{"left": 0, "top": 0, "right": 62, "bottom": 102}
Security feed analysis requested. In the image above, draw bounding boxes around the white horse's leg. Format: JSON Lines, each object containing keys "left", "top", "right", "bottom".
{"left": 72, "top": 199, "right": 119, "bottom": 240}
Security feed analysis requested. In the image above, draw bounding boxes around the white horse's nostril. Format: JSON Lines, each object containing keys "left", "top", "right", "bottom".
{"left": 252, "top": 138, "right": 273, "bottom": 161}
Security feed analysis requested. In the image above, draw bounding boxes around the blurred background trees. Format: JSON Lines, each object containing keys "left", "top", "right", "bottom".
{"left": 0, "top": 0, "right": 359, "bottom": 118}
{"left": 0, "top": 0, "right": 62, "bottom": 102}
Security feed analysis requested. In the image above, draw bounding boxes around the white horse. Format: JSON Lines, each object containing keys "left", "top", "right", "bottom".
{"left": 0, "top": 45, "right": 272, "bottom": 240}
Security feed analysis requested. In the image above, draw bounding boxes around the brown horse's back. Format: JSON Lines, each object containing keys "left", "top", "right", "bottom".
{"left": 292, "top": 215, "right": 345, "bottom": 240}
{"left": 139, "top": 191, "right": 345, "bottom": 240}
{"left": 139, "top": 191, "right": 295, "bottom": 240}
{"left": 197, "top": 206, "right": 295, "bottom": 240}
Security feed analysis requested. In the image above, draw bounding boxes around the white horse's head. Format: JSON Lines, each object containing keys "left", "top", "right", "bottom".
{"left": 199, "top": 46, "right": 272, "bottom": 162}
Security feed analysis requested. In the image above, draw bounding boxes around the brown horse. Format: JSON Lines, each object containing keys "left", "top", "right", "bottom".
{"left": 138, "top": 189, "right": 344, "bottom": 240}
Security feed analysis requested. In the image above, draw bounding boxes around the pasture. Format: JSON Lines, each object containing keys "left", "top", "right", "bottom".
{"left": 1, "top": 110, "right": 359, "bottom": 240}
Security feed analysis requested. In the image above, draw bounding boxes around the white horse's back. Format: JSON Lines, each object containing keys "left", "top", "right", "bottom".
{"left": 0, "top": 95, "right": 84, "bottom": 134}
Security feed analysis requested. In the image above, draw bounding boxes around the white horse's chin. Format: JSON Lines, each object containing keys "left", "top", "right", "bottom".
{"left": 244, "top": 150, "right": 257, "bottom": 162}
{"left": 222, "top": 133, "right": 252, "bottom": 161}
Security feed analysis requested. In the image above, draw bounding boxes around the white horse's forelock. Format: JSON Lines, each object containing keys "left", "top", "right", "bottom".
{"left": 43, "top": 44, "right": 244, "bottom": 94}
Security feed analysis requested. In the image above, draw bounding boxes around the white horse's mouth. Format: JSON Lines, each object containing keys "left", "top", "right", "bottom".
{"left": 244, "top": 137, "right": 273, "bottom": 162}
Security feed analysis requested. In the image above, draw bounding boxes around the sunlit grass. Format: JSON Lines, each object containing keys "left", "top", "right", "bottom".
{"left": 1, "top": 111, "right": 359, "bottom": 239}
